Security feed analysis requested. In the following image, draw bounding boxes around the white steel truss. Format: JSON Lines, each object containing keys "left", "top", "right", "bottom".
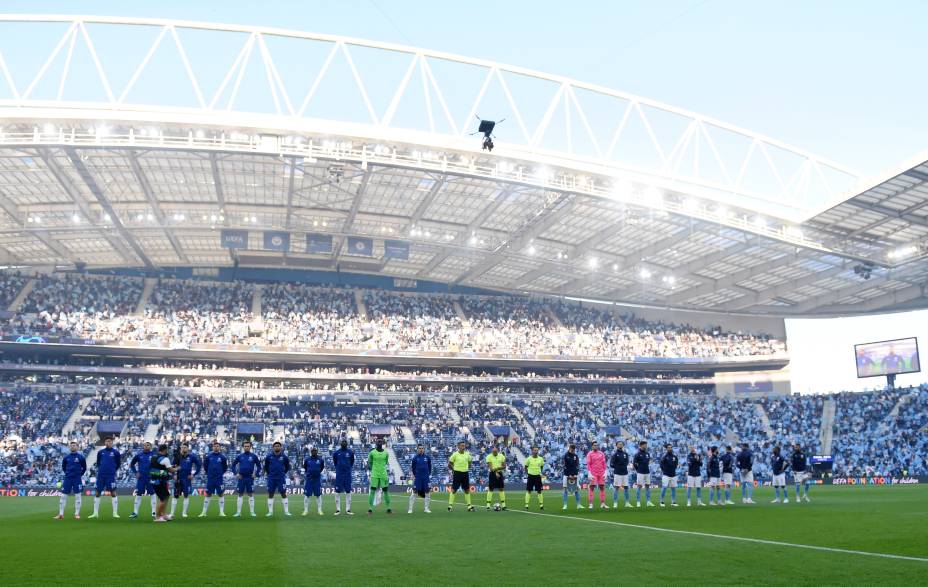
{"left": 0, "top": 14, "right": 859, "bottom": 219}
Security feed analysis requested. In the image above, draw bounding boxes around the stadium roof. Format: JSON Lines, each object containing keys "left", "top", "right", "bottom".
{"left": 0, "top": 15, "right": 925, "bottom": 317}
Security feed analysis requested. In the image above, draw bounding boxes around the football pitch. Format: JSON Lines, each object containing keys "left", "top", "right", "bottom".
{"left": 1, "top": 485, "right": 925, "bottom": 586}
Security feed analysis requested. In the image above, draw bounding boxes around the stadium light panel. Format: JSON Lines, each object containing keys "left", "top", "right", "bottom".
{"left": 588, "top": 257, "right": 598, "bottom": 269}
{"left": 639, "top": 267, "right": 651, "bottom": 279}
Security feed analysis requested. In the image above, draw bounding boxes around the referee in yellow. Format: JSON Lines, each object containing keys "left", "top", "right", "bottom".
{"left": 448, "top": 441, "right": 475, "bottom": 512}
{"left": 524, "top": 446, "right": 546, "bottom": 510}
{"left": 485, "top": 445, "right": 507, "bottom": 510}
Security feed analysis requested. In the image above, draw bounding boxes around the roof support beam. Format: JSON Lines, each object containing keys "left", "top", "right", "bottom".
{"left": 333, "top": 167, "right": 372, "bottom": 262}
{"left": 787, "top": 275, "right": 887, "bottom": 313}
{"left": 849, "top": 200, "right": 928, "bottom": 230}
{"left": 127, "top": 151, "right": 189, "bottom": 264}
{"left": 718, "top": 264, "right": 845, "bottom": 311}
{"left": 454, "top": 194, "right": 575, "bottom": 285}
{"left": 209, "top": 152, "right": 228, "bottom": 226}
{"left": 813, "top": 283, "right": 926, "bottom": 314}
{"left": 41, "top": 148, "right": 153, "bottom": 268}
{"left": 660, "top": 239, "right": 779, "bottom": 305}
{"left": 284, "top": 156, "right": 299, "bottom": 230}
{"left": 62, "top": 148, "right": 154, "bottom": 268}
{"left": 408, "top": 174, "right": 445, "bottom": 227}
{"left": 416, "top": 184, "right": 514, "bottom": 278}
{"left": 548, "top": 228, "right": 695, "bottom": 295}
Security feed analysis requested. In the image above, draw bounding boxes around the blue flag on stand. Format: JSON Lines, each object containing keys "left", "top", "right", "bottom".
{"left": 346, "top": 236, "right": 373, "bottom": 257}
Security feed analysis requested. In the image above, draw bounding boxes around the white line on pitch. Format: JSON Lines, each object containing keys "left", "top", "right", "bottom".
{"left": 504, "top": 507, "right": 928, "bottom": 563}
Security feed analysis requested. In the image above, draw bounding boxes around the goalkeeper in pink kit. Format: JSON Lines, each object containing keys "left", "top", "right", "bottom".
{"left": 585, "top": 442, "right": 609, "bottom": 509}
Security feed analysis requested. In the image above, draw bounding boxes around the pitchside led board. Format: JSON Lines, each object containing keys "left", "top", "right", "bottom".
{"left": 854, "top": 337, "right": 920, "bottom": 378}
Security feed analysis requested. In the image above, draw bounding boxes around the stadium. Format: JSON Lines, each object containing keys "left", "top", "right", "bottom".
{"left": 0, "top": 7, "right": 926, "bottom": 585}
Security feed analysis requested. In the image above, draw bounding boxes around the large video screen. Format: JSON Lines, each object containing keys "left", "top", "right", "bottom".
{"left": 854, "top": 337, "right": 920, "bottom": 378}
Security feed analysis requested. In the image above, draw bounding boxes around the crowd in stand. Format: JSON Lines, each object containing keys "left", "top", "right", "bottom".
{"left": 0, "top": 271, "right": 786, "bottom": 359}
{"left": 1, "top": 384, "right": 925, "bottom": 489}
{"left": 0, "top": 389, "right": 79, "bottom": 487}
{"left": 10, "top": 274, "right": 144, "bottom": 340}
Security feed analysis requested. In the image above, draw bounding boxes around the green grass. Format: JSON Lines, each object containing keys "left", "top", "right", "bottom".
{"left": 1, "top": 485, "right": 926, "bottom": 585}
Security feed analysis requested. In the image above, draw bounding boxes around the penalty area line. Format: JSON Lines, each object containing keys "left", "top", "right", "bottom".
{"left": 505, "top": 507, "right": 928, "bottom": 563}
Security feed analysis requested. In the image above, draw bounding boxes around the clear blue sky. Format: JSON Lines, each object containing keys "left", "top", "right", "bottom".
{"left": 2, "top": 0, "right": 926, "bottom": 177}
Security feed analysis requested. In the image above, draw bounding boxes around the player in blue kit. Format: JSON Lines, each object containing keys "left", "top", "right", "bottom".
{"left": 332, "top": 439, "right": 355, "bottom": 515}
{"left": 264, "top": 441, "right": 292, "bottom": 517}
{"left": 232, "top": 440, "right": 261, "bottom": 517}
{"left": 199, "top": 441, "right": 228, "bottom": 517}
{"left": 408, "top": 444, "right": 432, "bottom": 514}
{"left": 737, "top": 443, "right": 755, "bottom": 504}
{"left": 791, "top": 442, "right": 812, "bottom": 503}
{"left": 129, "top": 441, "right": 156, "bottom": 519}
{"left": 170, "top": 443, "right": 201, "bottom": 518}
{"left": 633, "top": 441, "right": 654, "bottom": 507}
{"left": 770, "top": 445, "right": 790, "bottom": 504}
{"left": 720, "top": 446, "right": 736, "bottom": 505}
{"left": 90, "top": 436, "right": 120, "bottom": 518}
{"left": 56, "top": 441, "right": 86, "bottom": 520}
{"left": 685, "top": 446, "right": 705, "bottom": 507}
{"left": 302, "top": 447, "right": 325, "bottom": 516}
{"left": 706, "top": 446, "right": 722, "bottom": 505}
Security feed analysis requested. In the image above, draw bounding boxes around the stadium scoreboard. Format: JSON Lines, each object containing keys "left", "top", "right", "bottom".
{"left": 854, "top": 337, "right": 920, "bottom": 378}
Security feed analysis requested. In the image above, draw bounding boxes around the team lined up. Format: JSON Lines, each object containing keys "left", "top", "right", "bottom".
{"left": 54, "top": 437, "right": 815, "bottom": 521}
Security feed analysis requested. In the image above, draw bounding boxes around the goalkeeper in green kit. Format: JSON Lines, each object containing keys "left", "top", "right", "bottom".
{"left": 367, "top": 440, "right": 393, "bottom": 515}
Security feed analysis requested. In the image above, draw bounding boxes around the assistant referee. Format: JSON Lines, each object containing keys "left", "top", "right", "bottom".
{"left": 448, "top": 441, "right": 475, "bottom": 512}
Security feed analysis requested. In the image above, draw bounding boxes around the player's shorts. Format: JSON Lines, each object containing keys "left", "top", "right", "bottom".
{"left": 205, "top": 478, "right": 224, "bottom": 496}
{"left": 237, "top": 475, "right": 255, "bottom": 494}
{"left": 174, "top": 477, "right": 192, "bottom": 498}
{"left": 526, "top": 474, "right": 543, "bottom": 493}
{"left": 773, "top": 473, "right": 786, "bottom": 486}
{"left": 304, "top": 480, "right": 322, "bottom": 497}
{"left": 613, "top": 474, "right": 629, "bottom": 487}
{"left": 451, "top": 471, "right": 470, "bottom": 492}
{"left": 722, "top": 472, "right": 733, "bottom": 485}
{"left": 635, "top": 473, "right": 651, "bottom": 487}
{"left": 334, "top": 472, "right": 353, "bottom": 493}
{"left": 267, "top": 476, "right": 287, "bottom": 495}
{"left": 61, "top": 476, "right": 82, "bottom": 494}
{"left": 590, "top": 473, "right": 606, "bottom": 486}
{"left": 740, "top": 470, "right": 754, "bottom": 484}
{"left": 488, "top": 471, "right": 505, "bottom": 490}
{"left": 134, "top": 478, "right": 154, "bottom": 495}
{"left": 661, "top": 475, "right": 678, "bottom": 488}
{"left": 686, "top": 475, "right": 702, "bottom": 488}
{"left": 708, "top": 477, "right": 721, "bottom": 487}
{"left": 414, "top": 477, "right": 430, "bottom": 497}
{"left": 563, "top": 475, "right": 579, "bottom": 493}
{"left": 793, "top": 470, "right": 809, "bottom": 484}
{"left": 95, "top": 475, "right": 116, "bottom": 494}
{"left": 153, "top": 480, "right": 170, "bottom": 502}
{"left": 369, "top": 474, "right": 388, "bottom": 490}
